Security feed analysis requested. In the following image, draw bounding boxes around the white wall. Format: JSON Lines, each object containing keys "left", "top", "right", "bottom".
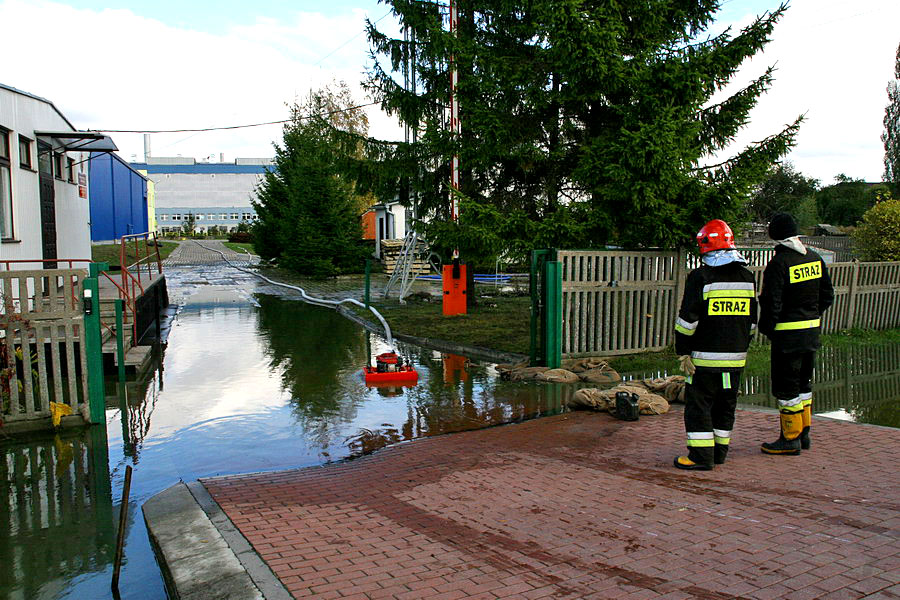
{"left": 151, "top": 172, "right": 263, "bottom": 209}
{"left": 0, "top": 87, "right": 90, "bottom": 268}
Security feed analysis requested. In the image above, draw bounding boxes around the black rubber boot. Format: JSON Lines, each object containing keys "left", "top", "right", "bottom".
{"left": 800, "top": 427, "right": 810, "bottom": 450}
{"left": 714, "top": 444, "right": 729, "bottom": 465}
{"left": 674, "top": 455, "right": 713, "bottom": 470}
{"left": 761, "top": 435, "right": 801, "bottom": 455}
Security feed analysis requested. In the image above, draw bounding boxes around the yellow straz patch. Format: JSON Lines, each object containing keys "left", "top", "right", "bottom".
{"left": 708, "top": 298, "right": 751, "bottom": 316}
{"left": 789, "top": 261, "right": 822, "bottom": 283}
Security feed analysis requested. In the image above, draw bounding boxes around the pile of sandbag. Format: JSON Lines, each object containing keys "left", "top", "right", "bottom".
{"left": 566, "top": 375, "right": 686, "bottom": 416}
{"left": 497, "top": 357, "right": 621, "bottom": 385}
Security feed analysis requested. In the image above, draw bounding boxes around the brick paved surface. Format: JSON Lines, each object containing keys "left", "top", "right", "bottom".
{"left": 202, "top": 409, "right": 900, "bottom": 600}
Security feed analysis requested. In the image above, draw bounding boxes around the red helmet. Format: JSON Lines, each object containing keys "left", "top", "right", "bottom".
{"left": 696, "top": 219, "right": 736, "bottom": 254}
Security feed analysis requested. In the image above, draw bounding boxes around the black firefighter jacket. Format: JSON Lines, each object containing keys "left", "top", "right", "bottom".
{"left": 758, "top": 245, "right": 835, "bottom": 352}
{"left": 675, "top": 261, "right": 758, "bottom": 372}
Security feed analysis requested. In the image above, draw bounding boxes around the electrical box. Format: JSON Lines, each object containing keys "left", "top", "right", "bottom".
{"left": 442, "top": 264, "right": 467, "bottom": 316}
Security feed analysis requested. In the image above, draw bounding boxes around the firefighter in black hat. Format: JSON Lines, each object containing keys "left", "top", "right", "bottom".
{"left": 674, "top": 219, "right": 757, "bottom": 470}
{"left": 758, "top": 212, "right": 834, "bottom": 455}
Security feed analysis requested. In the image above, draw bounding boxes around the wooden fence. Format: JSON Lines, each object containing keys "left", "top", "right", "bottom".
{"left": 558, "top": 250, "right": 900, "bottom": 358}
{"left": 1, "top": 269, "right": 90, "bottom": 424}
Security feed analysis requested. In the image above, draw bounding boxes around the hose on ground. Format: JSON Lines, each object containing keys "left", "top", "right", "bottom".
{"left": 194, "top": 242, "right": 395, "bottom": 350}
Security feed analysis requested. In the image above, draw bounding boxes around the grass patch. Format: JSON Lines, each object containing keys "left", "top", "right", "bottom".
{"left": 223, "top": 242, "right": 256, "bottom": 255}
{"left": 91, "top": 241, "right": 178, "bottom": 268}
{"left": 820, "top": 328, "right": 900, "bottom": 347}
{"left": 354, "top": 295, "right": 532, "bottom": 355}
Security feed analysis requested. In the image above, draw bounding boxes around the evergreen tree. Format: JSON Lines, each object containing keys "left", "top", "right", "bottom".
{"left": 253, "top": 83, "right": 368, "bottom": 278}
{"left": 884, "top": 42, "right": 900, "bottom": 187}
{"left": 748, "top": 161, "right": 819, "bottom": 222}
{"left": 365, "top": 1, "right": 800, "bottom": 261}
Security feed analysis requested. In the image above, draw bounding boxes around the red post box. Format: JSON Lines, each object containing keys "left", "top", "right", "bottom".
{"left": 442, "top": 264, "right": 467, "bottom": 316}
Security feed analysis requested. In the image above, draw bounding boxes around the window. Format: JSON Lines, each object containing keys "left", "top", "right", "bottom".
{"left": 230, "top": 213, "right": 239, "bottom": 220}
{"left": 196, "top": 214, "right": 204, "bottom": 220}
{"left": 242, "top": 212, "right": 253, "bottom": 220}
{"left": 1, "top": 128, "right": 12, "bottom": 239}
{"left": 18, "top": 136, "right": 32, "bottom": 169}
{"left": 54, "top": 153, "right": 64, "bottom": 179}
{"left": 66, "top": 158, "right": 75, "bottom": 183}
{"left": 171, "top": 214, "right": 181, "bottom": 221}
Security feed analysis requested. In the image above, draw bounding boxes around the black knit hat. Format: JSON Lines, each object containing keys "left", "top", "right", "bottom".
{"left": 768, "top": 212, "right": 798, "bottom": 240}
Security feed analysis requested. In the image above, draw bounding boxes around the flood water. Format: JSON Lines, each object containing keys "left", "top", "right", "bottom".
{"left": 2, "top": 274, "right": 898, "bottom": 600}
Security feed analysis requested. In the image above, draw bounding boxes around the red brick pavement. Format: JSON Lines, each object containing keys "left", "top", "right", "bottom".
{"left": 202, "top": 410, "right": 900, "bottom": 600}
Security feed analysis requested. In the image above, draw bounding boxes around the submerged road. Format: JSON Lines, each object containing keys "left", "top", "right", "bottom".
{"left": 195, "top": 409, "right": 899, "bottom": 600}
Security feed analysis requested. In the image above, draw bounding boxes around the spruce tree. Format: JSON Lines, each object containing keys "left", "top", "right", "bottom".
{"left": 254, "top": 83, "right": 368, "bottom": 278}
{"left": 365, "top": 1, "right": 800, "bottom": 259}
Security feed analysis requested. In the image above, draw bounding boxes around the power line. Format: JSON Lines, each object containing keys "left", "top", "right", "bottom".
{"left": 314, "top": 10, "right": 393, "bottom": 66}
{"left": 89, "top": 101, "right": 381, "bottom": 134}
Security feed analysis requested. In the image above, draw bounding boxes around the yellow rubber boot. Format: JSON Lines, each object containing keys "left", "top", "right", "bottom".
{"left": 761, "top": 412, "right": 802, "bottom": 455}
{"left": 800, "top": 405, "right": 812, "bottom": 450}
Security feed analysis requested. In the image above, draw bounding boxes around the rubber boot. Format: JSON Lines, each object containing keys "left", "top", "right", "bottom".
{"left": 674, "top": 455, "right": 713, "bottom": 471}
{"left": 761, "top": 412, "right": 802, "bottom": 455}
{"left": 714, "top": 444, "right": 729, "bottom": 465}
{"left": 800, "top": 405, "right": 811, "bottom": 450}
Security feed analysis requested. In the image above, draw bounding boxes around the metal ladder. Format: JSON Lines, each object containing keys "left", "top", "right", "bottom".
{"left": 382, "top": 229, "right": 438, "bottom": 303}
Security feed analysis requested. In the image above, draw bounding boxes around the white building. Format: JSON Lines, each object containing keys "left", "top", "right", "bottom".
{"left": 1, "top": 83, "right": 115, "bottom": 269}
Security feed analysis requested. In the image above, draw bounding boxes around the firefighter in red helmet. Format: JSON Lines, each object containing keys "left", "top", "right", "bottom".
{"left": 673, "top": 219, "right": 757, "bottom": 470}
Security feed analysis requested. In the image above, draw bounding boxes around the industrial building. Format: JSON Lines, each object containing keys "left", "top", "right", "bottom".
{"left": 131, "top": 145, "right": 273, "bottom": 234}
{"left": 88, "top": 151, "right": 149, "bottom": 243}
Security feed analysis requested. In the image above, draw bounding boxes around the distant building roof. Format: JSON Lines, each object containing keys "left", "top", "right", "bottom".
{"left": 130, "top": 160, "right": 273, "bottom": 175}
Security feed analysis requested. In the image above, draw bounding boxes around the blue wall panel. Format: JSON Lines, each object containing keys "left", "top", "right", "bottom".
{"left": 89, "top": 152, "right": 148, "bottom": 242}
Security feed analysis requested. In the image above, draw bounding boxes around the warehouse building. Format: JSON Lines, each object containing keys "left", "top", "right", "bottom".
{"left": 131, "top": 152, "right": 273, "bottom": 234}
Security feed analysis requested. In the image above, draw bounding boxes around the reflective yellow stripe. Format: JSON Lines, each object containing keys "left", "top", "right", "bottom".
{"left": 675, "top": 324, "right": 696, "bottom": 336}
{"left": 774, "top": 318, "right": 820, "bottom": 331}
{"left": 693, "top": 358, "right": 746, "bottom": 368}
{"left": 714, "top": 436, "right": 730, "bottom": 445}
{"left": 686, "top": 439, "right": 715, "bottom": 447}
{"left": 779, "top": 405, "right": 804, "bottom": 414}
{"left": 703, "top": 289, "right": 756, "bottom": 300}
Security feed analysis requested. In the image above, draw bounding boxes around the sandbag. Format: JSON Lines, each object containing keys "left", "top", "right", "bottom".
{"left": 535, "top": 368, "right": 581, "bottom": 384}
{"left": 566, "top": 380, "right": 674, "bottom": 416}
{"left": 570, "top": 388, "right": 610, "bottom": 411}
{"left": 563, "top": 357, "right": 609, "bottom": 373}
{"left": 578, "top": 364, "right": 621, "bottom": 385}
{"left": 507, "top": 366, "right": 551, "bottom": 381}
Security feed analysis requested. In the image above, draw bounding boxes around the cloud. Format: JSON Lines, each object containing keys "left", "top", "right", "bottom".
{"left": 0, "top": 0, "right": 402, "bottom": 162}
{"left": 711, "top": 0, "right": 900, "bottom": 183}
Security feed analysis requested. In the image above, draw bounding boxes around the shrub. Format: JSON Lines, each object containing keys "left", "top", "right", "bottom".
{"left": 228, "top": 231, "right": 253, "bottom": 243}
{"left": 853, "top": 197, "right": 900, "bottom": 261}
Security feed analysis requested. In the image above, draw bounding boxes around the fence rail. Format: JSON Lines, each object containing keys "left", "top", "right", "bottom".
{"left": 557, "top": 249, "right": 900, "bottom": 359}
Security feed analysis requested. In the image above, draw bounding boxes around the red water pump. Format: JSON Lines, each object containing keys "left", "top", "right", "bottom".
{"left": 363, "top": 351, "right": 419, "bottom": 384}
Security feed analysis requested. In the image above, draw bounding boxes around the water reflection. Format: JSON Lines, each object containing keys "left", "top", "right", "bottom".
{"left": 622, "top": 343, "right": 900, "bottom": 428}
{"left": 0, "top": 427, "right": 115, "bottom": 600}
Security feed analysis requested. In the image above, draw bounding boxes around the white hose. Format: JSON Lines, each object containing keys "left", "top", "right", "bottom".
{"left": 195, "top": 242, "right": 395, "bottom": 350}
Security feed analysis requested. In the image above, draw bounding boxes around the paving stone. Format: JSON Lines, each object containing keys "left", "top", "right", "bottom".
{"left": 199, "top": 410, "right": 899, "bottom": 599}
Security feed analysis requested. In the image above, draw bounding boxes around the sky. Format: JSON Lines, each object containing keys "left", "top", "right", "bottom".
{"left": 0, "top": 0, "right": 898, "bottom": 185}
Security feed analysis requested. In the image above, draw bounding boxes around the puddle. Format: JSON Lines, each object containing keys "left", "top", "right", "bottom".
{"left": 2, "top": 264, "right": 897, "bottom": 599}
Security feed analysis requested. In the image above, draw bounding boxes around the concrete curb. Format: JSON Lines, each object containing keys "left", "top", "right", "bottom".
{"left": 142, "top": 482, "right": 290, "bottom": 600}
{"left": 337, "top": 304, "right": 528, "bottom": 364}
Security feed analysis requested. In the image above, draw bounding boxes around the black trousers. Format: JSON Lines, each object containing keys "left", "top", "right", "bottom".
{"left": 684, "top": 369, "right": 742, "bottom": 464}
{"left": 771, "top": 348, "right": 815, "bottom": 401}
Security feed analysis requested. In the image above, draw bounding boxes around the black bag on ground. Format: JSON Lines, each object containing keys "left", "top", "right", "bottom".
{"left": 615, "top": 391, "right": 640, "bottom": 421}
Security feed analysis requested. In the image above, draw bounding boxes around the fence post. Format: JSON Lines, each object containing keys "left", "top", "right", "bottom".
{"left": 846, "top": 261, "right": 860, "bottom": 330}
{"left": 83, "top": 277, "right": 105, "bottom": 424}
{"left": 544, "top": 260, "right": 562, "bottom": 369}
{"left": 115, "top": 299, "right": 126, "bottom": 382}
{"left": 364, "top": 259, "right": 371, "bottom": 309}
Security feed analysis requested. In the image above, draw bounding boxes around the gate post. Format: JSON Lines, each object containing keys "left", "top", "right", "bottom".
{"left": 544, "top": 260, "right": 562, "bottom": 369}
{"left": 83, "top": 276, "right": 105, "bottom": 424}
{"left": 530, "top": 249, "right": 557, "bottom": 366}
